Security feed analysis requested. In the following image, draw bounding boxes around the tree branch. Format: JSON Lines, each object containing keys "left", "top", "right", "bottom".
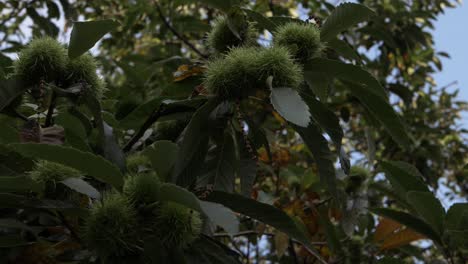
{"left": 123, "top": 106, "right": 164, "bottom": 152}
{"left": 155, "top": 1, "right": 208, "bottom": 59}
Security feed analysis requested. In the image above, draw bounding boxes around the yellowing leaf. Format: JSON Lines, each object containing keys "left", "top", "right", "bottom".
{"left": 275, "top": 231, "right": 289, "bottom": 258}
{"left": 374, "top": 217, "right": 426, "bottom": 251}
{"left": 373, "top": 217, "right": 402, "bottom": 243}
{"left": 272, "top": 110, "right": 287, "bottom": 125}
{"left": 380, "top": 228, "right": 425, "bottom": 250}
{"left": 173, "top": 64, "right": 205, "bottom": 82}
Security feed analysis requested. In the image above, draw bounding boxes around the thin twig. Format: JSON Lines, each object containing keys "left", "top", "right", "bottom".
{"left": 123, "top": 107, "right": 164, "bottom": 152}
{"left": 154, "top": 1, "right": 208, "bottom": 59}
{"left": 289, "top": 239, "right": 299, "bottom": 264}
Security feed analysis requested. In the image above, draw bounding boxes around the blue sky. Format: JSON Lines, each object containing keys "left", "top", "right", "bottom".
{"left": 433, "top": 2, "right": 468, "bottom": 123}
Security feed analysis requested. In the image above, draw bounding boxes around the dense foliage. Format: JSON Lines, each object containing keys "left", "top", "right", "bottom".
{"left": 0, "top": 0, "right": 466, "bottom": 263}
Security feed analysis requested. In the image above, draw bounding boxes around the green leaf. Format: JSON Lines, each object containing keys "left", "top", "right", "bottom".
{"left": 226, "top": 7, "right": 245, "bottom": 40}
{"left": 0, "top": 193, "right": 87, "bottom": 217}
{"left": 269, "top": 78, "right": 310, "bottom": 127}
{"left": 10, "top": 143, "right": 124, "bottom": 189}
{"left": 0, "top": 124, "right": 19, "bottom": 144}
{"left": 243, "top": 9, "right": 276, "bottom": 32}
{"left": 200, "top": 201, "right": 239, "bottom": 236}
{"left": 144, "top": 140, "right": 178, "bottom": 182}
{"left": 212, "top": 132, "right": 237, "bottom": 192}
{"left": 205, "top": 191, "right": 317, "bottom": 251}
{"left": 294, "top": 123, "right": 338, "bottom": 199}
{"left": 0, "top": 79, "right": 27, "bottom": 111}
{"left": 159, "top": 183, "right": 203, "bottom": 213}
{"left": 197, "top": 0, "right": 242, "bottom": 12}
{"left": 60, "top": 177, "right": 101, "bottom": 199}
{"left": 347, "top": 83, "right": 411, "bottom": 148}
{"left": 380, "top": 161, "right": 429, "bottom": 200}
{"left": 56, "top": 111, "right": 92, "bottom": 152}
{"left": 446, "top": 230, "right": 468, "bottom": 249}
{"left": 119, "top": 97, "right": 167, "bottom": 129}
{"left": 321, "top": 3, "right": 375, "bottom": 41}
{"left": 303, "top": 71, "right": 329, "bottom": 101}
{"left": 300, "top": 91, "right": 343, "bottom": 152}
{"left": 234, "top": 132, "right": 257, "bottom": 197}
{"left": 371, "top": 208, "right": 442, "bottom": 244}
{"left": 172, "top": 98, "right": 219, "bottom": 186}
{"left": 445, "top": 203, "right": 468, "bottom": 230}
{"left": 268, "top": 16, "right": 303, "bottom": 29}
{"left": 406, "top": 191, "right": 445, "bottom": 235}
{"left": 0, "top": 176, "right": 43, "bottom": 193}
{"left": 304, "top": 59, "right": 411, "bottom": 147}
{"left": 68, "top": 19, "right": 120, "bottom": 59}
{"left": 84, "top": 93, "right": 126, "bottom": 171}
{"left": 326, "top": 38, "right": 361, "bottom": 62}
{"left": 304, "top": 58, "right": 386, "bottom": 99}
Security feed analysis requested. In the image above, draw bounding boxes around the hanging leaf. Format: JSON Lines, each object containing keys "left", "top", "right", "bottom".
{"left": 371, "top": 208, "right": 442, "bottom": 244}
{"left": 321, "top": 3, "right": 375, "bottom": 41}
{"left": 200, "top": 201, "right": 239, "bottom": 236}
{"left": 300, "top": 93, "right": 342, "bottom": 150}
{"left": 172, "top": 98, "right": 219, "bottom": 186}
{"left": 373, "top": 217, "right": 402, "bottom": 243}
{"left": 445, "top": 203, "right": 468, "bottom": 230}
{"left": 84, "top": 93, "right": 125, "bottom": 171}
{"left": 374, "top": 217, "right": 425, "bottom": 251}
{"left": 0, "top": 79, "right": 27, "bottom": 112}
{"left": 326, "top": 38, "right": 361, "bottom": 62}
{"left": 212, "top": 132, "right": 237, "bottom": 192}
{"left": 406, "top": 191, "right": 445, "bottom": 235}
{"left": 196, "top": 0, "right": 242, "bottom": 12}
{"left": 347, "top": 82, "right": 411, "bottom": 148}
{"left": 204, "top": 191, "right": 323, "bottom": 260}
{"left": 144, "top": 140, "right": 179, "bottom": 181}
{"left": 0, "top": 176, "right": 43, "bottom": 193}
{"left": 60, "top": 177, "right": 101, "bottom": 199}
{"left": 0, "top": 124, "right": 19, "bottom": 144}
{"left": 269, "top": 77, "right": 310, "bottom": 127}
{"left": 234, "top": 132, "right": 257, "bottom": 197}
{"left": 243, "top": 9, "right": 276, "bottom": 32}
{"left": 379, "top": 228, "right": 425, "bottom": 251}
{"left": 304, "top": 59, "right": 411, "bottom": 148}
{"left": 159, "top": 183, "right": 203, "bottom": 213}
{"left": 303, "top": 71, "right": 329, "bottom": 102}
{"left": 173, "top": 64, "right": 205, "bottom": 82}
{"left": 294, "top": 123, "right": 338, "bottom": 200}
{"left": 380, "top": 161, "right": 429, "bottom": 200}
{"left": 55, "top": 111, "right": 92, "bottom": 152}
{"left": 10, "top": 143, "right": 124, "bottom": 189}
{"left": 68, "top": 19, "right": 120, "bottom": 59}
